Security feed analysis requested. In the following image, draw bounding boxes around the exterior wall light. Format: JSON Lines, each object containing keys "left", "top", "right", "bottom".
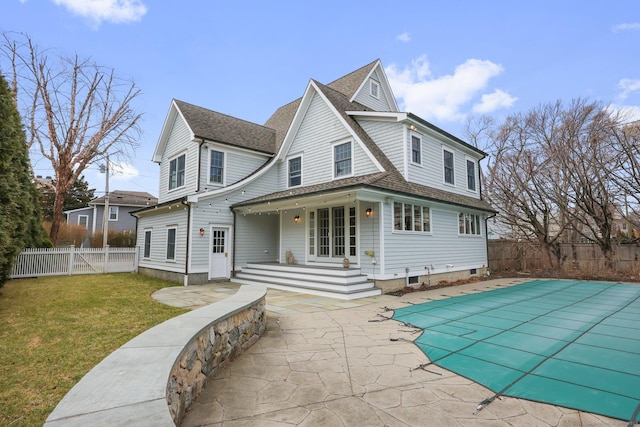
{"left": 199, "top": 227, "right": 205, "bottom": 236}
{"left": 294, "top": 215, "right": 301, "bottom": 223}
{"left": 366, "top": 208, "right": 373, "bottom": 217}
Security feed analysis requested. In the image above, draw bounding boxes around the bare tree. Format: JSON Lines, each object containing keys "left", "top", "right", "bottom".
{"left": 1, "top": 32, "right": 142, "bottom": 245}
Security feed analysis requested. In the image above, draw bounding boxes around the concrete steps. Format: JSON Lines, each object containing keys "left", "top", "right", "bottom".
{"left": 233, "top": 262, "right": 381, "bottom": 300}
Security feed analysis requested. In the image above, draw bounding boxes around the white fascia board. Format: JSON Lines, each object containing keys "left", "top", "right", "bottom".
{"left": 347, "top": 111, "right": 407, "bottom": 121}
{"left": 152, "top": 100, "right": 196, "bottom": 163}
{"left": 204, "top": 140, "right": 273, "bottom": 160}
{"left": 311, "top": 81, "right": 384, "bottom": 173}
{"left": 274, "top": 81, "right": 317, "bottom": 162}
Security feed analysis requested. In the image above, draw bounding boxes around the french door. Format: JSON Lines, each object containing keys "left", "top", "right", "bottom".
{"left": 309, "top": 206, "right": 356, "bottom": 263}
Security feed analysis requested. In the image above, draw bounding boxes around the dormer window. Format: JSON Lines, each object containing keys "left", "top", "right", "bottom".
{"left": 370, "top": 79, "right": 380, "bottom": 99}
{"left": 168, "top": 153, "right": 186, "bottom": 190}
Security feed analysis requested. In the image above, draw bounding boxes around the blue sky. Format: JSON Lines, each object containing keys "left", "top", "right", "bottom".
{"left": 3, "top": 0, "right": 640, "bottom": 197}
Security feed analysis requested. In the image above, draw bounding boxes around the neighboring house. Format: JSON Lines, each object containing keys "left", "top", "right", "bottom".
{"left": 132, "top": 59, "right": 495, "bottom": 298}
{"left": 65, "top": 190, "right": 157, "bottom": 244}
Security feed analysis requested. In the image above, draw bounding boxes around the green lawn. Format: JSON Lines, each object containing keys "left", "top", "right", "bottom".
{"left": 0, "top": 273, "right": 188, "bottom": 426}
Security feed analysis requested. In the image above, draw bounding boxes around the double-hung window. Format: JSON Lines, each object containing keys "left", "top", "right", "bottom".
{"left": 210, "top": 150, "right": 224, "bottom": 185}
{"left": 334, "top": 141, "right": 352, "bottom": 178}
{"left": 169, "top": 154, "right": 186, "bottom": 190}
{"left": 109, "top": 206, "right": 118, "bottom": 221}
{"left": 143, "top": 230, "right": 151, "bottom": 258}
{"left": 467, "top": 159, "right": 476, "bottom": 191}
{"left": 288, "top": 156, "right": 302, "bottom": 187}
{"left": 443, "top": 149, "right": 455, "bottom": 185}
{"left": 411, "top": 134, "right": 421, "bottom": 164}
{"left": 166, "top": 227, "right": 176, "bottom": 260}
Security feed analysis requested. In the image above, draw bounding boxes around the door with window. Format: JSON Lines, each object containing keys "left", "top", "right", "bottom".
{"left": 309, "top": 206, "right": 356, "bottom": 263}
{"left": 209, "top": 227, "right": 229, "bottom": 279}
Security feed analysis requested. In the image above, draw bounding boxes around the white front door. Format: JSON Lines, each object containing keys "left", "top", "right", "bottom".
{"left": 209, "top": 227, "right": 229, "bottom": 279}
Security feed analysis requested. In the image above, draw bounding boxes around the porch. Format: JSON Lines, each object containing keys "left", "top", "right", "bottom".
{"left": 233, "top": 262, "right": 382, "bottom": 300}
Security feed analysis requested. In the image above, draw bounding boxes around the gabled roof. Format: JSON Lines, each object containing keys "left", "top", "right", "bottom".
{"left": 327, "top": 59, "right": 379, "bottom": 100}
{"left": 90, "top": 190, "right": 157, "bottom": 207}
{"left": 174, "top": 100, "right": 276, "bottom": 155}
{"left": 264, "top": 98, "right": 301, "bottom": 152}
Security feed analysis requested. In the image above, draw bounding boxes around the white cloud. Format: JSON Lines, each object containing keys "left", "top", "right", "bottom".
{"left": 396, "top": 32, "right": 411, "bottom": 43}
{"left": 473, "top": 89, "right": 518, "bottom": 114}
{"left": 386, "top": 55, "right": 512, "bottom": 122}
{"left": 613, "top": 23, "right": 640, "bottom": 32}
{"left": 111, "top": 162, "right": 139, "bottom": 181}
{"left": 51, "top": 0, "right": 147, "bottom": 25}
{"left": 611, "top": 104, "right": 640, "bottom": 123}
{"left": 617, "top": 78, "right": 640, "bottom": 100}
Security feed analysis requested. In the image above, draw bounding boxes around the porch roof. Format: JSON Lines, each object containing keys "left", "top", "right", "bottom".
{"left": 231, "top": 172, "right": 495, "bottom": 213}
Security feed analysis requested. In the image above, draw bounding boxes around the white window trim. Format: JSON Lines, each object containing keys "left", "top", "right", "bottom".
{"left": 108, "top": 206, "right": 119, "bottom": 221}
{"left": 332, "top": 139, "right": 354, "bottom": 180}
{"left": 208, "top": 148, "right": 226, "bottom": 186}
{"left": 168, "top": 152, "right": 187, "bottom": 192}
{"left": 143, "top": 229, "right": 152, "bottom": 259}
{"left": 410, "top": 132, "right": 422, "bottom": 166}
{"left": 370, "top": 79, "right": 380, "bottom": 99}
{"left": 442, "top": 147, "right": 455, "bottom": 186}
{"left": 286, "top": 154, "right": 303, "bottom": 188}
{"left": 466, "top": 157, "right": 478, "bottom": 193}
{"left": 78, "top": 214, "right": 89, "bottom": 227}
{"left": 166, "top": 226, "right": 177, "bottom": 261}
{"left": 458, "top": 212, "right": 483, "bottom": 237}
{"left": 391, "top": 201, "right": 433, "bottom": 235}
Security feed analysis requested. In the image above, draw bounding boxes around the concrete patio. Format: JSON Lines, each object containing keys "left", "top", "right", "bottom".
{"left": 152, "top": 278, "right": 626, "bottom": 426}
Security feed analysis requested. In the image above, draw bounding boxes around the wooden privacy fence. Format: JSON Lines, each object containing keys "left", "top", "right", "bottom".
{"left": 488, "top": 241, "right": 640, "bottom": 274}
{"left": 10, "top": 246, "right": 139, "bottom": 279}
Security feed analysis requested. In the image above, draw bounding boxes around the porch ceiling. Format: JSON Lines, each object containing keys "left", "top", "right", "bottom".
{"left": 233, "top": 189, "right": 375, "bottom": 215}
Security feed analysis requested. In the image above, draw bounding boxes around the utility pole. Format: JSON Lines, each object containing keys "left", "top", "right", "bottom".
{"left": 102, "top": 154, "right": 110, "bottom": 247}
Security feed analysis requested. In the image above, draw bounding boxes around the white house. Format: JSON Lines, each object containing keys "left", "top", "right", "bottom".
{"left": 132, "top": 60, "right": 495, "bottom": 299}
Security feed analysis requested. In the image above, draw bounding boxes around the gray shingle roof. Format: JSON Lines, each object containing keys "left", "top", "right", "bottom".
{"left": 175, "top": 100, "right": 276, "bottom": 154}
{"left": 91, "top": 190, "right": 157, "bottom": 207}
{"left": 326, "top": 59, "right": 379, "bottom": 100}
{"left": 264, "top": 98, "right": 301, "bottom": 152}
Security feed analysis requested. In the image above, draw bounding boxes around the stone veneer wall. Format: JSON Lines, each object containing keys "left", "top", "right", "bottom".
{"left": 167, "top": 298, "right": 266, "bottom": 425}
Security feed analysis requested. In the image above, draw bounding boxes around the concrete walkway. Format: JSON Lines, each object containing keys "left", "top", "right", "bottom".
{"left": 152, "top": 279, "right": 625, "bottom": 426}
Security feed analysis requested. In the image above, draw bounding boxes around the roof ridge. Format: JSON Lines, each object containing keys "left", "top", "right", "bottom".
{"left": 174, "top": 99, "right": 271, "bottom": 130}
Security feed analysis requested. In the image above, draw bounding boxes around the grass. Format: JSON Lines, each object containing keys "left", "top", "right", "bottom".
{"left": 0, "top": 273, "right": 188, "bottom": 426}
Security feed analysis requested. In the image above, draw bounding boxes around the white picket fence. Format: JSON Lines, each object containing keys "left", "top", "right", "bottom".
{"left": 10, "top": 246, "right": 139, "bottom": 278}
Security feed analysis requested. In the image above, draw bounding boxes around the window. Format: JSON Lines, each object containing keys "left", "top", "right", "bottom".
{"left": 467, "top": 159, "right": 476, "bottom": 191}
{"left": 109, "top": 206, "right": 118, "bottom": 221}
{"left": 166, "top": 227, "right": 176, "bottom": 260}
{"left": 443, "top": 149, "right": 454, "bottom": 184}
{"left": 169, "top": 154, "right": 186, "bottom": 190}
{"left": 411, "top": 134, "right": 421, "bottom": 164}
{"left": 393, "top": 202, "right": 431, "bottom": 233}
{"left": 288, "top": 156, "right": 302, "bottom": 187}
{"left": 370, "top": 79, "right": 380, "bottom": 99}
{"left": 458, "top": 213, "right": 481, "bottom": 235}
{"left": 334, "top": 141, "right": 352, "bottom": 178}
{"left": 144, "top": 230, "right": 151, "bottom": 258}
{"left": 78, "top": 215, "right": 88, "bottom": 228}
{"left": 209, "top": 150, "right": 224, "bottom": 184}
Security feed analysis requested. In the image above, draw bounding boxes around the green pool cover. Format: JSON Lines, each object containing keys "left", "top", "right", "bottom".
{"left": 392, "top": 279, "right": 640, "bottom": 421}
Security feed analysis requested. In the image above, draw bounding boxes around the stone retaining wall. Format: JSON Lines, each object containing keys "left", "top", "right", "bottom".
{"left": 168, "top": 298, "right": 266, "bottom": 424}
{"left": 44, "top": 285, "right": 266, "bottom": 427}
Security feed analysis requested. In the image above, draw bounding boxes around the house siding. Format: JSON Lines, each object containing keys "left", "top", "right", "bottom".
{"left": 280, "top": 208, "right": 306, "bottom": 263}
{"left": 235, "top": 213, "right": 279, "bottom": 266}
{"left": 158, "top": 115, "right": 197, "bottom": 204}
{"left": 288, "top": 92, "right": 379, "bottom": 187}
{"left": 198, "top": 144, "right": 270, "bottom": 192}
{"left": 137, "top": 207, "right": 189, "bottom": 273}
{"left": 352, "top": 70, "right": 393, "bottom": 112}
{"left": 382, "top": 199, "right": 487, "bottom": 277}
{"left": 359, "top": 119, "right": 405, "bottom": 177}
{"left": 406, "top": 130, "right": 483, "bottom": 199}
{"left": 358, "top": 202, "right": 381, "bottom": 275}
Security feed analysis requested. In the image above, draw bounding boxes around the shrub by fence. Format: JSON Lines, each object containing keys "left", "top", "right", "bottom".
{"left": 10, "top": 246, "right": 138, "bottom": 278}
{"left": 488, "top": 241, "right": 640, "bottom": 275}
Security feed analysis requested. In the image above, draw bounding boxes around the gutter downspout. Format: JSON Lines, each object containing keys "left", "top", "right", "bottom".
{"left": 184, "top": 199, "right": 191, "bottom": 286}
{"left": 196, "top": 138, "right": 206, "bottom": 193}
{"left": 232, "top": 210, "right": 237, "bottom": 278}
